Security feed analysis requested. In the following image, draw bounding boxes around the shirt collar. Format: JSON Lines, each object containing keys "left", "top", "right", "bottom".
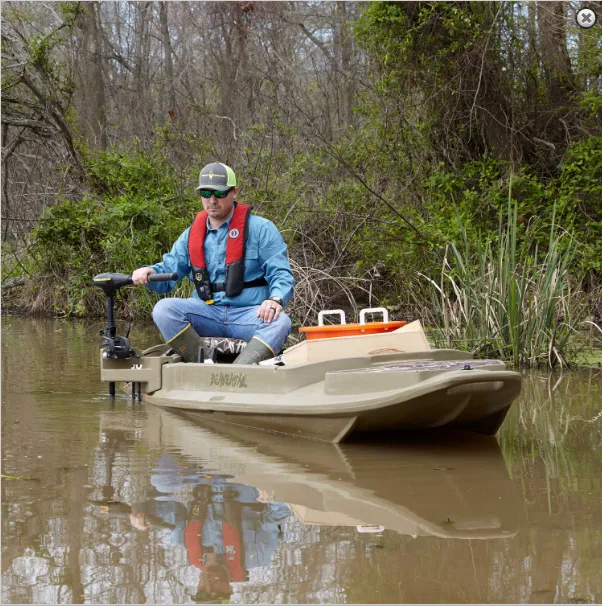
{"left": 206, "top": 205, "right": 235, "bottom": 231}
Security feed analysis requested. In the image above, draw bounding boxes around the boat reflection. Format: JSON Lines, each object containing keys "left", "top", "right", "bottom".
{"left": 90, "top": 408, "right": 523, "bottom": 602}
{"left": 140, "top": 408, "right": 521, "bottom": 541}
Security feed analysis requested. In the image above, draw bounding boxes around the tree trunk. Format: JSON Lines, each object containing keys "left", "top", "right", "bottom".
{"left": 537, "top": 1, "right": 575, "bottom": 107}
{"left": 526, "top": 1, "right": 538, "bottom": 107}
{"left": 159, "top": 2, "right": 177, "bottom": 116}
{"left": 339, "top": 2, "right": 355, "bottom": 131}
{"left": 2, "top": 123, "right": 11, "bottom": 242}
{"left": 90, "top": 3, "right": 108, "bottom": 149}
{"left": 134, "top": 3, "right": 152, "bottom": 118}
{"left": 76, "top": 3, "right": 107, "bottom": 150}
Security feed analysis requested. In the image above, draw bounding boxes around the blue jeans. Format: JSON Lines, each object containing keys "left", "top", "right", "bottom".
{"left": 152, "top": 298, "right": 292, "bottom": 355}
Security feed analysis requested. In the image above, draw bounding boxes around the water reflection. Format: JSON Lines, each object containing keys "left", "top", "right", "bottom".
{"left": 2, "top": 317, "right": 601, "bottom": 604}
{"left": 141, "top": 409, "right": 521, "bottom": 541}
{"left": 126, "top": 455, "right": 289, "bottom": 603}
{"left": 69, "top": 408, "right": 524, "bottom": 604}
{"left": 500, "top": 370, "right": 602, "bottom": 485}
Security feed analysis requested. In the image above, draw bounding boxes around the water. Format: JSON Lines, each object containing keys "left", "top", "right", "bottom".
{"left": 2, "top": 316, "right": 601, "bottom": 604}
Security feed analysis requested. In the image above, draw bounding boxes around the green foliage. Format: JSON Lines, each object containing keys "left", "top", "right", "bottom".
{"left": 356, "top": 1, "right": 485, "bottom": 73}
{"left": 354, "top": 2, "right": 503, "bottom": 163}
{"left": 555, "top": 136, "right": 602, "bottom": 274}
{"left": 30, "top": 33, "right": 54, "bottom": 72}
{"left": 355, "top": 0, "right": 602, "bottom": 180}
{"left": 57, "top": 1, "right": 83, "bottom": 24}
{"left": 28, "top": 144, "right": 200, "bottom": 316}
{"left": 420, "top": 194, "right": 586, "bottom": 368}
{"left": 423, "top": 137, "right": 602, "bottom": 275}
{"left": 578, "top": 89, "right": 602, "bottom": 120}
{"left": 13, "top": 107, "right": 601, "bottom": 331}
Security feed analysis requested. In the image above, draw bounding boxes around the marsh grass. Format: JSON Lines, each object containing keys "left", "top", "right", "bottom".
{"left": 420, "top": 194, "right": 588, "bottom": 368}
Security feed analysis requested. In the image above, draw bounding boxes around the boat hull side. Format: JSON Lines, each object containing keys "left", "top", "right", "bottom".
{"left": 142, "top": 359, "right": 523, "bottom": 442}
{"left": 146, "top": 371, "right": 521, "bottom": 442}
{"left": 351, "top": 375, "right": 521, "bottom": 437}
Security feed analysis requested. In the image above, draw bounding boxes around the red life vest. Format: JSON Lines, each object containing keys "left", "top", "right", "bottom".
{"left": 188, "top": 202, "right": 266, "bottom": 301}
{"left": 184, "top": 520, "right": 245, "bottom": 582}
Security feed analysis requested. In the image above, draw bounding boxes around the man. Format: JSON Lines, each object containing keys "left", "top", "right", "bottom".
{"left": 132, "top": 162, "right": 294, "bottom": 365}
{"left": 129, "top": 454, "right": 290, "bottom": 604}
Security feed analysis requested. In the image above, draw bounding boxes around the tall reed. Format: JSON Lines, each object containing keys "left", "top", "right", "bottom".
{"left": 420, "top": 189, "right": 584, "bottom": 367}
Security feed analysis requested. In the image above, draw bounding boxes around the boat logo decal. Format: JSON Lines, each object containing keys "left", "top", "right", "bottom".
{"left": 229, "top": 228, "right": 240, "bottom": 239}
{"left": 210, "top": 371, "right": 248, "bottom": 390}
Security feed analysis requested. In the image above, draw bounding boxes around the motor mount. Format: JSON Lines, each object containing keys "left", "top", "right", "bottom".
{"left": 99, "top": 333, "right": 138, "bottom": 361}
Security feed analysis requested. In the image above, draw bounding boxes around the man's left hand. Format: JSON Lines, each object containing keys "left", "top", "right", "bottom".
{"left": 257, "top": 299, "right": 282, "bottom": 323}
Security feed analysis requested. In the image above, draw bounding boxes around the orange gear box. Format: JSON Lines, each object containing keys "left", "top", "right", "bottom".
{"left": 299, "top": 320, "right": 407, "bottom": 340}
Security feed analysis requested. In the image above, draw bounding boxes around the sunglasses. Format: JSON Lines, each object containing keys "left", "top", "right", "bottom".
{"left": 199, "top": 188, "right": 233, "bottom": 199}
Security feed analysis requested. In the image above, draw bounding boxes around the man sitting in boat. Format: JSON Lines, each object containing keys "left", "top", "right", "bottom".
{"left": 132, "top": 162, "right": 294, "bottom": 365}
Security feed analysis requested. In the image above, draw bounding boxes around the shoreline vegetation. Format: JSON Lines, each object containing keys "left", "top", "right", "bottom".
{"left": 2, "top": 2, "right": 601, "bottom": 369}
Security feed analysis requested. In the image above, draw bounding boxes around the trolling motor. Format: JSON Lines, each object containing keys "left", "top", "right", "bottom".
{"left": 92, "top": 272, "right": 178, "bottom": 396}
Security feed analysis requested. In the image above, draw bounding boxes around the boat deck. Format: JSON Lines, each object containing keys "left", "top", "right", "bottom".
{"left": 334, "top": 359, "right": 506, "bottom": 374}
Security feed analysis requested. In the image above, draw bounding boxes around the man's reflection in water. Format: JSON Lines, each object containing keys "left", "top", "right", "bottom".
{"left": 130, "top": 455, "right": 290, "bottom": 603}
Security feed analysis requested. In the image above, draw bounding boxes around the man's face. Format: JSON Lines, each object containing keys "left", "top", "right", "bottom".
{"left": 201, "top": 187, "right": 237, "bottom": 221}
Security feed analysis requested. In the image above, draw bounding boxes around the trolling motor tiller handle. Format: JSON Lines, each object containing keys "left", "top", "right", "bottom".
{"left": 92, "top": 272, "right": 178, "bottom": 298}
{"left": 92, "top": 272, "right": 178, "bottom": 396}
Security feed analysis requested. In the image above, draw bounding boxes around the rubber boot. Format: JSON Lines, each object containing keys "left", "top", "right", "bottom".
{"left": 233, "top": 337, "right": 274, "bottom": 365}
{"left": 166, "top": 323, "right": 208, "bottom": 363}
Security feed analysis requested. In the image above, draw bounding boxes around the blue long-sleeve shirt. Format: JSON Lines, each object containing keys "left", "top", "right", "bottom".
{"left": 146, "top": 212, "right": 294, "bottom": 307}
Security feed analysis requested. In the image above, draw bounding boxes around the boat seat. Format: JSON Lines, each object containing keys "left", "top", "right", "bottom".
{"left": 142, "top": 338, "right": 248, "bottom": 358}
{"left": 205, "top": 337, "right": 248, "bottom": 355}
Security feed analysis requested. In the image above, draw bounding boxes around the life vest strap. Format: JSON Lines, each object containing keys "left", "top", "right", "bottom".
{"left": 211, "top": 277, "right": 268, "bottom": 293}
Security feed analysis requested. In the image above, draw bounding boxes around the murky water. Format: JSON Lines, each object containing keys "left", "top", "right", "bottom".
{"left": 2, "top": 316, "right": 601, "bottom": 604}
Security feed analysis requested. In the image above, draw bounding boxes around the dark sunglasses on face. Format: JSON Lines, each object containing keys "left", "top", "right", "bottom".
{"left": 199, "top": 188, "right": 233, "bottom": 199}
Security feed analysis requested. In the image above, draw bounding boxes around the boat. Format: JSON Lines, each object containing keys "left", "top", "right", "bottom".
{"left": 94, "top": 272, "right": 522, "bottom": 442}
{"left": 101, "top": 407, "right": 522, "bottom": 540}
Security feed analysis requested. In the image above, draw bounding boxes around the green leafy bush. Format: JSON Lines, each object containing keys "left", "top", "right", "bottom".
{"left": 28, "top": 144, "right": 199, "bottom": 316}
